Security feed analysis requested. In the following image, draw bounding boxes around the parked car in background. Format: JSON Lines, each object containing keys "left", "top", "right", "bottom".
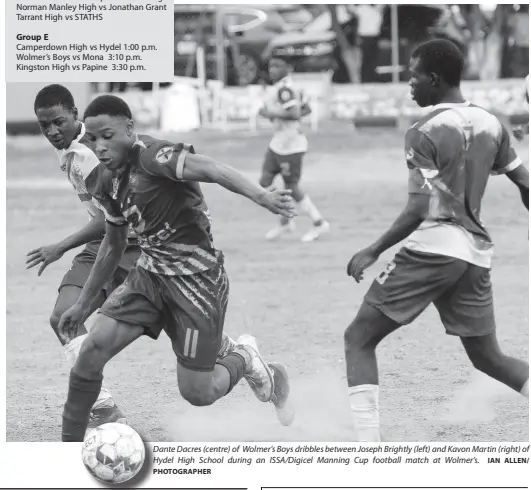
{"left": 174, "top": 4, "right": 313, "bottom": 85}
{"left": 263, "top": 5, "right": 466, "bottom": 83}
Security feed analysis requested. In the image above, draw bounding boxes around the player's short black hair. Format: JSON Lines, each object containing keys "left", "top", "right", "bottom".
{"left": 83, "top": 95, "right": 132, "bottom": 120}
{"left": 34, "top": 84, "right": 75, "bottom": 113}
{"left": 411, "top": 39, "right": 465, "bottom": 87}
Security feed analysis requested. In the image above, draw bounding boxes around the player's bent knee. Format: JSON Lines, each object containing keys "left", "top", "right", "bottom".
{"left": 344, "top": 323, "right": 357, "bottom": 348}
{"left": 177, "top": 364, "right": 219, "bottom": 406}
{"left": 462, "top": 335, "right": 504, "bottom": 375}
{"left": 50, "top": 305, "right": 74, "bottom": 339}
{"left": 468, "top": 350, "right": 503, "bottom": 375}
{"left": 344, "top": 312, "right": 370, "bottom": 347}
{"left": 75, "top": 317, "right": 120, "bottom": 375}
{"left": 49, "top": 310, "right": 62, "bottom": 331}
{"left": 344, "top": 323, "right": 368, "bottom": 352}
{"left": 345, "top": 302, "right": 397, "bottom": 350}
{"left": 51, "top": 286, "right": 86, "bottom": 336}
{"left": 74, "top": 335, "right": 107, "bottom": 377}
{"left": 179, "top": 385, "right": 217, "bottom": 407}
{"left": 285, "top": 183, "right": 303, "bottom": 201}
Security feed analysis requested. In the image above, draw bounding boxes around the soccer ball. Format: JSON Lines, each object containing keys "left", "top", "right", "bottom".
{"left": 81, "top": 423, "right": 145, "bottom": 484}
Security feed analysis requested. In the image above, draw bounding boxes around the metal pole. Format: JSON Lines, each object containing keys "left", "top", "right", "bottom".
{"left": 215, "top": 6, "right": 226, "bottom": 84}
{"left": 196, "top": 46, "right": 206, "bottom": 87}
{"left": 152, "top": 81, "right": 161, "bottom": 130}
{"left": 226, "top": 16, "right": 241, "bottom": 86}
{"left": 391, "top": 4, "right": 400, "bottom": 84}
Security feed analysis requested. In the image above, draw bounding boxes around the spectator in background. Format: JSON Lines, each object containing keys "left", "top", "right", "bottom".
{"left": 351, "top": 5, "right": 383, "bottom": 83}
{"left": 507, "top": 6, "right": 529, "bottom": 78}
{"left": 331, "top": 9, "right": 359, "bottom": 84}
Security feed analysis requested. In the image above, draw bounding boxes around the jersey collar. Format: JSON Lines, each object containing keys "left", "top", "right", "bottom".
{"left": 431, "top": 101, "right": 471, "bottom": 110}
{"left": 58, "top": 122, "right": 86, "bottom": 171}
{"left": 61, "top": 122, "right": 86, "bottom": 155}
{"left": 123, "top": 135, "right": 146, "bottom": 175}
{"left": 133, "top": 134, "right": 146, "bottom": 149}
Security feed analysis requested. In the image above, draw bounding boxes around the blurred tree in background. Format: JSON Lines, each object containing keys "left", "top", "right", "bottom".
{"left": 449, "top": 4, "right": 528, "bottom": 80}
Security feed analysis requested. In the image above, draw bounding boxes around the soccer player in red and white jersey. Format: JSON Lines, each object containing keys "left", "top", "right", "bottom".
{"left": 57, "top": 95, "right": 295, "bottom": 441}
{"left": 343, "top": 40, "right": 529, "bottom": 441}
{"left": 27, "top": 84, "right": 141, "bottom": 426}
{"left": 258, "top": 56, "right": 330, "bottom": 242}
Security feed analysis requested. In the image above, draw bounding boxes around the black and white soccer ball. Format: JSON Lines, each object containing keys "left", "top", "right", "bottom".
{"left": 82, "top": 423, "right": 145, "bottom": 484}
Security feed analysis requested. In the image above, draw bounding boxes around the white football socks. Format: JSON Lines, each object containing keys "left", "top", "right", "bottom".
{"left": 63, "top": 334, "right": 115, "bottom": 410}
{"left": 299, "top": 195, "right": 323, "bottom": 224}
{"left": 521, "top": 379, "right": 529, "bottom": 398}
{"left": 348, "top": 384, "right": 381, "bottom": 442}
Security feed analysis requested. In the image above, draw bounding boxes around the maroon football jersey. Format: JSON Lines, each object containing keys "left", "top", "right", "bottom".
{"left": 85, "top": 135, "right": 219, "bottom": 276}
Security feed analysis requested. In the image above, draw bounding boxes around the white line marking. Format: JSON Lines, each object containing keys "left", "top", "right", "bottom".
{"left": 7, "top": 179, "right": 71, "bottom": 190}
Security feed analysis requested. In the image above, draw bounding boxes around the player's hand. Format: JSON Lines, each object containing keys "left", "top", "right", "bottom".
{"left": 25, "top": 244, "right": 65, "bottom": 276}
{"left": 347, "top": 246, "right": 380, "bottom": 282}
{"left": 261, "top": 189, "right": 296, "bottom": 218}
{"left": 513, "top": 127, "right": 524, "bottom": 141}
{"left": 57, "top": 303, "right": 91, "bottom": 345}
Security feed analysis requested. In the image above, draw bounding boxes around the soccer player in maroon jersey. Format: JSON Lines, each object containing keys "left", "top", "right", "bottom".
{"left": 58, "top": 95, "right": 295, "bottom": 441}
{"left": 343, "top": 40, "right": 529, "bottom": 441}
{"left": 27, "top": 84, "right": 140, "bottom": 426}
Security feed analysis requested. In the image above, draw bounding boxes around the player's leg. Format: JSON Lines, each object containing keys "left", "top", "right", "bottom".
{"left": 260, "top": 150, "right": 296, "bottom": 240}
{"left": 62, "top": 314, "right": 144, "bottom": 441}
{"left": 176, "top": 337, "right": 293, "bottom": 424}
{"left": 62, "top": 266, "right": 164, "bottom": 441}
{"left": 435, "top": 265, "right": 529, "bottom": 397}
{"left": 170, "top": 266, "right": 271, "bottom": 404}
{"left": 53, "top": 250, "right": 123, "bottom": 422}
{"left": 344, "top": 249, "right": 469, "bottom": 441}
{"left": 50, "top": 285, "right": 101, "bottom": 344}
{"left": 51, "top": 247, "right": 108, "bottom": 343}
{"left": 168, "top": 263, "right": 293, "bottom": 424}
{"left": 281, "top": 153, "right": 329, "bottom": 243}
{"left": 461, "top": 333, "right": 528, "bottom": 396}
{"left": 259, "top": 149, "right": 280, "bottom": 190}
{"left": 344, "top": 302, "right": 401, "bottom": 441}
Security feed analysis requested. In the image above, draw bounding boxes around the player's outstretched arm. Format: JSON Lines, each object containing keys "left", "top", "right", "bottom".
{"left": 25, "top": 210, "right": 106, "bottom": 276}
{"left": 57, "top": 222, "right": 128, "bottom": 344}
{"left": 506, "top": 165, "right": 529, "bottom": 210}
{"left": 181, "top": 153, "right": 295, "bottom": 218}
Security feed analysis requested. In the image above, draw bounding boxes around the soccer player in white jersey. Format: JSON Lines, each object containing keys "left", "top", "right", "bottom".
{"left": 26, "top": 85, "right": 140, "bottom": 426}
{"left": 258, "top": 56, "right": 330, "bottom": 242}
{"left": 343, "top": 40, "right": 529, "bottom": 441}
